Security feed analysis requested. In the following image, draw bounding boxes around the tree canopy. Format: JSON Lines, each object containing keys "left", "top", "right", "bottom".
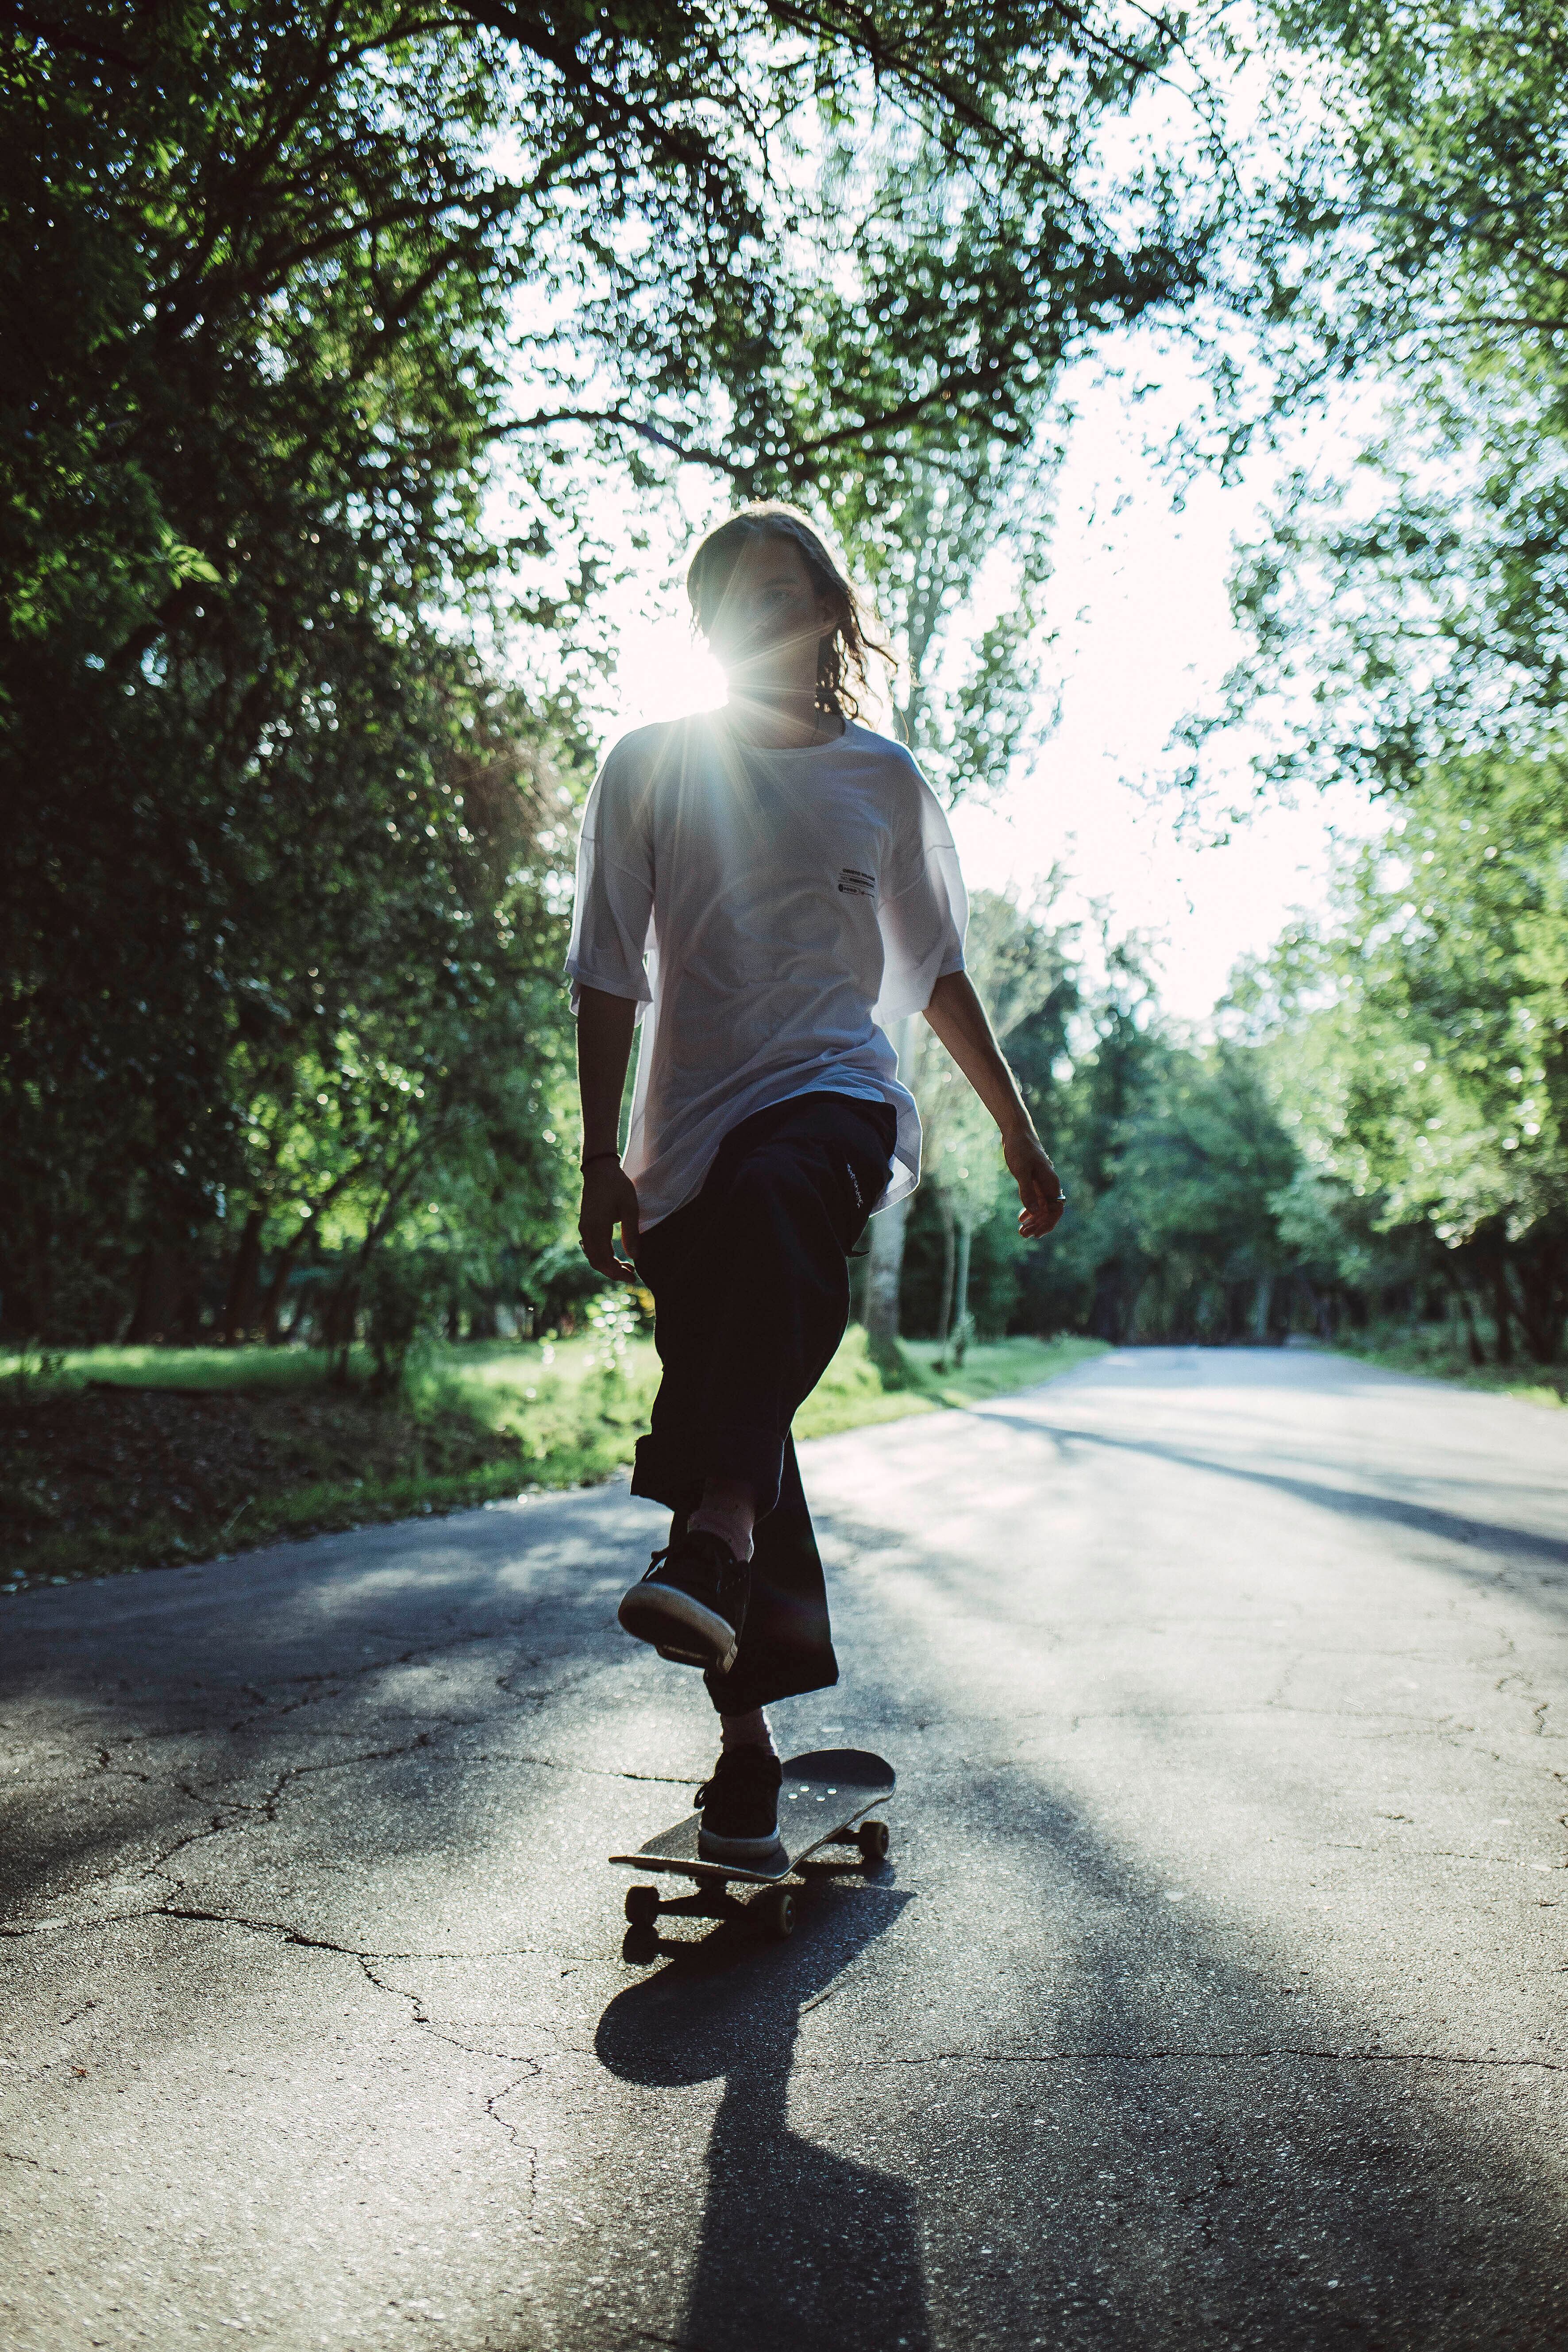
{"left": 1, "top": 0, "right": 1208, "bottom": 1348}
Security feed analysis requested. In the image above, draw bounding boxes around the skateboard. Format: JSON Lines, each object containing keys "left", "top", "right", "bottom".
{"left": 610, "top": 1748, "right": 895, "bottom": 1943}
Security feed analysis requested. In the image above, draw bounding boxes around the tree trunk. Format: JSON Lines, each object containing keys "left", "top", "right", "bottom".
{"left": 1298, "top": 1275, "right": 1333, "bottom": 1343}
{"left": 934, "top": 1197, "right": 957, "bottom": 1359}
{"left": 260, "top": 1230, "right": 309, "bottom": 1343}
{"left": 864, "top": 1191, "right": 910, "bottom": 1347}
{"left": 1252, "top": 1274, "right": 1273, "bottom": 1344}
{"left": 1447, "top": 1267, "right": 1486, "bottom": 1367}
{"left": 323, "top": 1272, "right": 360, "bottom": 1384}
{"left": 861, "top": 1015, "right": 919, "bottom": 1347}
{"left": 125, "top": 1248, "right": 195, "bottom": 1344}
{"left": 221, "top": 1206, "right": 267, "bottom": 1345}
{"left": 951, "top": 1217, "right": 973, "bottom": 1364}
{"left": 1491, "top": 1255, "right": 1515, "bottom": 1366}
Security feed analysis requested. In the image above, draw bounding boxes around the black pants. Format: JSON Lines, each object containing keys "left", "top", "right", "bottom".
{"left": 630, "top": 1091, "right": 898, "bottom": 1716}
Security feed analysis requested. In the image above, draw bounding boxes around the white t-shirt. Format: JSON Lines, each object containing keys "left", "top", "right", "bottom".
{"left": 565, "top": 712, "right": 968, "bottom": 1232}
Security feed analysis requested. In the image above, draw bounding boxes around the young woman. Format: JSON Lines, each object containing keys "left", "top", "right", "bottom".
{"left": 566, "top": 502, "right": 1065, "bottom": 1861}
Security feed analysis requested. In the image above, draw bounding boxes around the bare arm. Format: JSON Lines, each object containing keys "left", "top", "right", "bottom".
{"left": 575, "top": 985, "right": 642, "bottom": 1281}
{"left": 921, "top": 970, "right": 1066, "bottom": 1239}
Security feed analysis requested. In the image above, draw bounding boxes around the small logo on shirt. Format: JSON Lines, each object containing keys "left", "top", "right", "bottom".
{"left": 837, "top": 866, "right": 875, "bottom": 899}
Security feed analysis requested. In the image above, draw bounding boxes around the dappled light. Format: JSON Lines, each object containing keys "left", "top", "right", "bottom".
{"left": 6, "top": 0, "right": 1568, "bottom": 2343}
{"left": 4, "top": 1352, "right": 1564, "bottom": 2344}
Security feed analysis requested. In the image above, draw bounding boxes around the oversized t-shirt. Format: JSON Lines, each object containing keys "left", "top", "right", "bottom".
{"left": 564, "top": 712, "right": 967, "bottom": 1232}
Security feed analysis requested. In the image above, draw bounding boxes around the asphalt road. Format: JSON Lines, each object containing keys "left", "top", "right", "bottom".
{"left": 3, "top": 1347, "right": 1565, "bottom": 2351}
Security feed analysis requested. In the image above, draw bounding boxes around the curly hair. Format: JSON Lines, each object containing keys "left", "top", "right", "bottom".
{"left": 685, "top": 501, "right": 894, "bottom": 724}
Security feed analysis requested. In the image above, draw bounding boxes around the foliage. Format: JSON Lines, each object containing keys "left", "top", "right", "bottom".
{"left": 1251, "top": 750, "right": 1568, "bottom": 1361}
{"left": 1154, "top": 2, "right": 1568, "bottom": 1367}
{"left": 1187, "top": 1, "right": 1568, "bottom": 799}
{"left": 905, "top": 886, "right": 1077, "bottom": 1349}
{"left": 1, "top": 0, "right": 1214, "bottom": 1354}
{"left": 1031, "top": 1021, "right": 1302, "bottom": 1344}
{"left": 895, "top": 901, "right": 1313, "bottom": 1348}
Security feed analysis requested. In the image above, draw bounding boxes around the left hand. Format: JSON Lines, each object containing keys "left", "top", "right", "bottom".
{"left": 1004, "top": 1129, "right": 1067, "bottom": 1238}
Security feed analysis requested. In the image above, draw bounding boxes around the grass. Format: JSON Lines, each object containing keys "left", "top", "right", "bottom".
{"left": 0, "top": 1342, "right": 355, "bottom": 1394}
{"left": 1325, "top": 1321, "right": 1568, "bottom": 1409}
{"left": 0, "top": 1328, "right": 1106, "bottom": 1594}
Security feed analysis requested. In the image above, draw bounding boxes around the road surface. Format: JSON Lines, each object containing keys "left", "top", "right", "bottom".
{"left": 2, "top": 1347, "right": 1565, "bottom": 2349}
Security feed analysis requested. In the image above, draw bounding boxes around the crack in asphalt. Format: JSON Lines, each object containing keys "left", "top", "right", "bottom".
{"left": 1, "top": 1899, "right": 584, "bottom": 1975}
{"left": 33, "top": 1639, "right": 598, "bottom": 1782}
{"left": 354, "top": 1954, "right": 549, "bottom": 2073}
{"left": 127, "top": 1727, "right": 485, "bottom": 1890}
{"left": 461, "top": 1752, "right": 696, "bottom": 1785}
{"left": 69, "top": 1704, "right": 578, "bottom": 1896}
{"left": 787, "top": 2048, "right": 1565, "bottom": 2073}
{"left": 217, "top": 1625, "right": 576, "bottom": 1735}
{"left": 482, "top": 2080, "right": 543, "bottom": 2204}
{"left": 5, "top": 1894, "right": 562, "bottom": 2089}
{"left": 4, "top": 1710, "right": 699, "bottom": 1945}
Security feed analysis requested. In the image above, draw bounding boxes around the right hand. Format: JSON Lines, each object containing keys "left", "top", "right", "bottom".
{"left": 578, "top": 1160, "right": 642, "bottom": 1282}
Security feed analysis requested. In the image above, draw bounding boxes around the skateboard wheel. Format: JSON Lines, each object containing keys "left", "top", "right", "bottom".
{"left": 625, "top": 1885, "right": 660, "bottom": 1928}
{"left": 758, "top": 1887, "right": 796, "bottom": 1941}
{"left": 857, "top": 1819, "right": 890, "bottom": 1866}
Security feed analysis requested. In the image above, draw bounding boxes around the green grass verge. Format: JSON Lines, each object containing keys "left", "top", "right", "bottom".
{"left": 0, "top": 1342, "right": 356, "bottom": 1394}
{"left": 433, "top": 1325, "right": 1108, "bottom": 1449}
{"left": 1325, "top": 1324, "right": 1567, "bottom": 1408}
{"left": 1, "top": 1328, "right": 1106, "bottom": 1593}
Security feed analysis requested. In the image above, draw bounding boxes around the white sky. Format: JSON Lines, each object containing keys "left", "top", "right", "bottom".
{"left": 592, "top": 361, "right": 1378, "bottom": 1026}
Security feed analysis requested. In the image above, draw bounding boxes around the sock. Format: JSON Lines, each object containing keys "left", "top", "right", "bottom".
{"left": 720, "top": 1707, "right": 777, "bottom": 1758}
{"left": 688, "top": 1478, "right": 756, "bottom": 1563}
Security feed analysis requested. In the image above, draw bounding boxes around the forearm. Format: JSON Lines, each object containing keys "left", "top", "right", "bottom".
{"left": 921, "top": 970, "right": 1038, "bottom": 1140}
{"left": 576, "top": 985, "right": 638, "bottom": 1159}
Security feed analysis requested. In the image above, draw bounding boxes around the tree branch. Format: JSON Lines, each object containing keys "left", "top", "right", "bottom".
{"left": 494, "top": 404, "right": 751, "bottom": 477}
{"left": 3, "top": 3, "right": 143, "bottom": 69}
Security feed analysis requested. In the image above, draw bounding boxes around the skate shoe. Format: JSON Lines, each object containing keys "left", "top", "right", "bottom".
{"left": 617, "top": 1530, "right": 748, "bottom": 1673}
{"left": 697, "top": 1747, "right": 784, "bottom": 1862}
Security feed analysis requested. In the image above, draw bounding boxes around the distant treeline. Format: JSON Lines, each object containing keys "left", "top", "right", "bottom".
{"left": 896, "top": 780, "right": 1567, "bottom": 1370}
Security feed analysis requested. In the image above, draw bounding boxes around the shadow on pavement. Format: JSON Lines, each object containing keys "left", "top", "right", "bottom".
{"left": 979, "top": 1409, "right": 1568, "bottom": 1579}
{"left": 596, "top": 1874, "right": 927, "bottom": 2352}
{"left": 928, "top": 1761, "right": 1565, "bottom": 2349}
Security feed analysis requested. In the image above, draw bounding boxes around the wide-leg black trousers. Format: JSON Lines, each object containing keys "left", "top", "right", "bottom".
{"left": 629, "top": 1090, "right": 898, "bottom": 1716}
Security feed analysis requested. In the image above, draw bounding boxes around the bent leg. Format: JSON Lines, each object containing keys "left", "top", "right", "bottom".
{"left": 628, "top": 1093, "right": 894, "bottom": 1711}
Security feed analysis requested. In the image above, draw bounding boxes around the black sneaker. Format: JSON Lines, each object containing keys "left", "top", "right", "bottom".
{"left": 617, "top": 1531, "right": 749, "bottom": 1674}
{"left": 697, "top": 1747, "right": 784, "bottom": 1862}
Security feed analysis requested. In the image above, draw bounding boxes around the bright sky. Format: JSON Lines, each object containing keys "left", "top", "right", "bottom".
{"left": 596, "top": 362, "right": 1378, "bottom": 1026}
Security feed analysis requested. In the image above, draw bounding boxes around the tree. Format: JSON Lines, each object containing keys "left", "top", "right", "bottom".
{"left": 1187, "top": 0, "right": 1568, "bottom": 803}
{"left": 910, "top": 889, "right": 1075, "bottom": 1356}
{"left": 1163, "top": 5, "right": 1568, "bottom": 1363}
{"left": 1255, "top": 751, "right": 1568, "bottom": 1363}
{"left": 855, "top": 455, "right": 1063, "bottom": 1347}
{"left": 1, "top": 0, "right": 1215, "bottom": 1345}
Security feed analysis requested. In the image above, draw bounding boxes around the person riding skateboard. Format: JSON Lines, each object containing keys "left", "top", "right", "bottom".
{"left": 568, "top": 502, "right": 1065, "bottom": 1862}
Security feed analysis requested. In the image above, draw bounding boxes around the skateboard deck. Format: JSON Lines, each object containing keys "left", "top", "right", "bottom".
{"left": 610, "top": 1748, "right": 895, "bottom": 1890}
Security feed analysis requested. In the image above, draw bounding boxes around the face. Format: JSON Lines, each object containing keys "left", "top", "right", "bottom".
{"left": 701, "top": 534, "right": 838, "bottom": 685}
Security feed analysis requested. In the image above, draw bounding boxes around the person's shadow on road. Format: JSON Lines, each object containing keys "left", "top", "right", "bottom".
{"left": 596, "top": 1875, "right": 927, "bottom": 2352}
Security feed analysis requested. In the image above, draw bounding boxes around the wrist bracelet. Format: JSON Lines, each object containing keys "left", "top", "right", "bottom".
{"left": 580, "top": 1150, "right": 621, "bottom": 1171}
